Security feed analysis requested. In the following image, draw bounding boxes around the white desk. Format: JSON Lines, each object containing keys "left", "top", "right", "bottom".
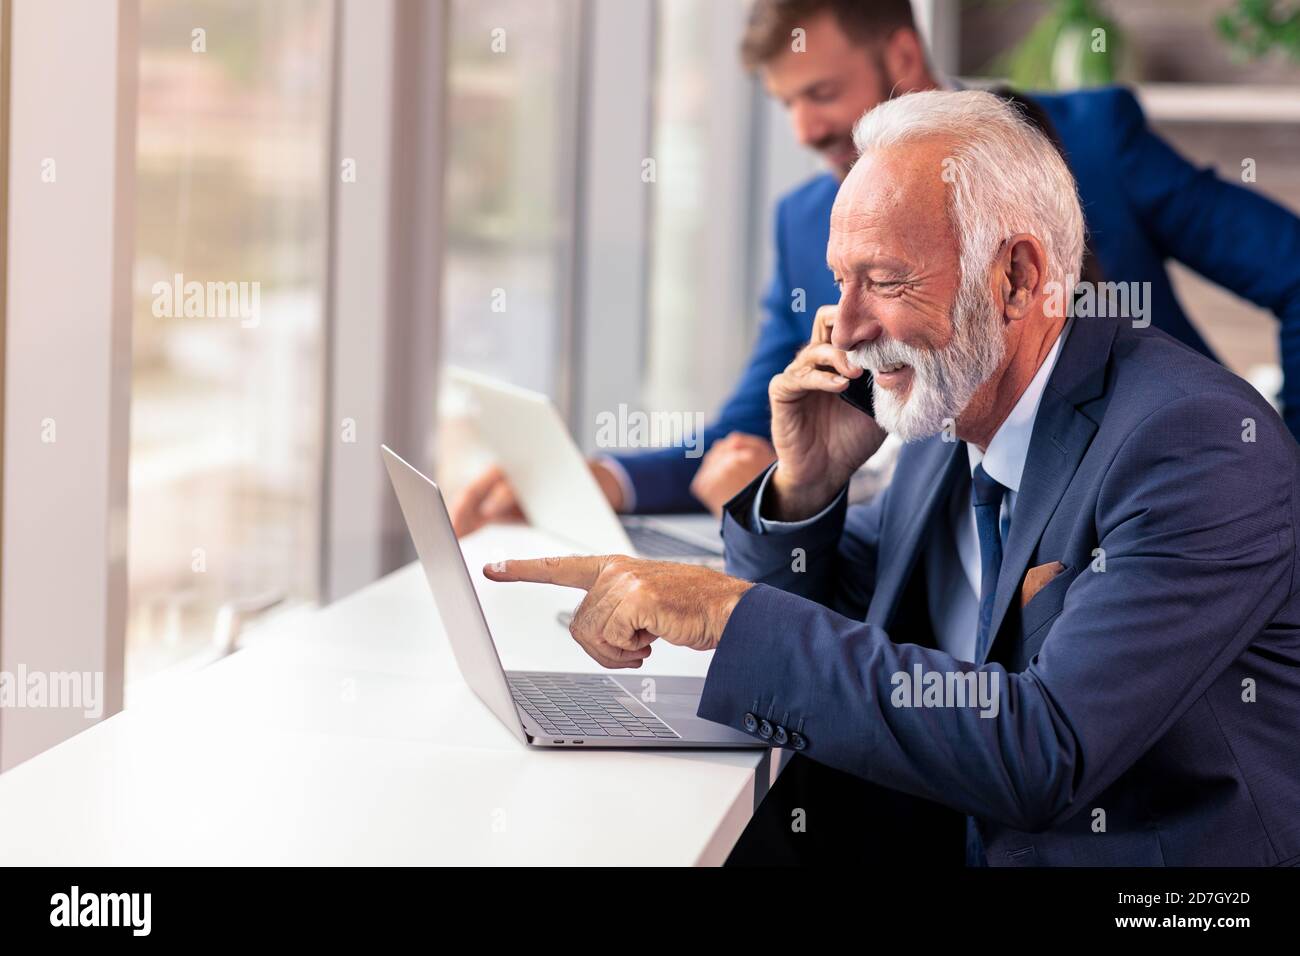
{"left": 0, "top": 525, "right": 772, "bottom": 866}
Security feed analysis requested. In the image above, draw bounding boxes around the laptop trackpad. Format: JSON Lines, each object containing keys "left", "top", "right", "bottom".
{"left": 641, "top": 693, "right": 701, "bottom": 720}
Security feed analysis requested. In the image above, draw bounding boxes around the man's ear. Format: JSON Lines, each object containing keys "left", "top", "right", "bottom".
{"left": 882, "top": 28, "right": 931, "bottom": 93}
{"left": 997, "top": 234, "right": 1048, "bottom": 322}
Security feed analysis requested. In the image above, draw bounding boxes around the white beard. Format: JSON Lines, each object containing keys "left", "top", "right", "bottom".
{"left": 846, "top": 275, "right": 1007, "bottom": 442}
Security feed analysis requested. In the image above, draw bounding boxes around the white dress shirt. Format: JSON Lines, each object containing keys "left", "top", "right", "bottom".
{"left": 756, "top": 319, "right": 1073, "bottom": 662}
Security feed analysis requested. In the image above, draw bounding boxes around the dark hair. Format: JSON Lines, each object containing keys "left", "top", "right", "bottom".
{"left": 740, "top": 0, "right": 918, "bottom": 71}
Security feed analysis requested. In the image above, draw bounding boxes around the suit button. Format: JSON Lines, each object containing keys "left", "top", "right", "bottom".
{"left": 790, "top": 732, "right": 807, "bottom": 751}
{"left": 758, "top": 720, "right": 774, "bottom": 739}
{"left": 743, "top": 712, "right": 758, "bottom": 733}
{"left": 772, "top": 725, "right": 789, "bottom": 746}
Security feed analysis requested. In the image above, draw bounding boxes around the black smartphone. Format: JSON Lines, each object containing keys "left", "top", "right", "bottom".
{"left": 839, "top": 370, "right": 875, "bottom": 418}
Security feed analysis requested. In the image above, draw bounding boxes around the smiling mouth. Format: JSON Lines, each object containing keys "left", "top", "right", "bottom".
{"left": 873, "top": 363, "right": 913, "bottom": 392}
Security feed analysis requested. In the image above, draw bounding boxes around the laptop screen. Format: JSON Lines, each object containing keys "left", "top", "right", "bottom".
{"left": 381, "top": 445, "right": 528, "bottom": 743}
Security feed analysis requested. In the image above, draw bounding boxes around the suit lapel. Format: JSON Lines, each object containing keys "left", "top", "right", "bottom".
{"left": 869, "top": 437, "right": 965, "bottom": 630}
{"left": 980, "top": 317, "right": 1117, "bottom": 664}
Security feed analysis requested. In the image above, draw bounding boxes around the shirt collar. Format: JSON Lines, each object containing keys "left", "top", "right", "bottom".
{"left": 967, "top": 318, "right": 1073, "bottom": 493}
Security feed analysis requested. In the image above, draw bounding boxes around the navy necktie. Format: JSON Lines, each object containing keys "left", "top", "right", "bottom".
{"left": 967, "top": 462, "right": 1008, "bottom": 866}
{"left": 971, "top": 462, "right": 1009, "bottom": 662}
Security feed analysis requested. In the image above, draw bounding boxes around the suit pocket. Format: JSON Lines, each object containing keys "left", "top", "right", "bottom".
{"left": 1016, "top": 565, "right": 1075, "bottom": 662}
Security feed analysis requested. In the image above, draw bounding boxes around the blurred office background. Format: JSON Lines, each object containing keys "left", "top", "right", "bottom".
{"left": 1, "top": 0, "right": 1297, "bottom": 766}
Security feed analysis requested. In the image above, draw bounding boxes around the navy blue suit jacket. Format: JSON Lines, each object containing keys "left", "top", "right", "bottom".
{"left": 613, "top": 87, "right": 1300, "bottom": 513}
{"left": 700, "top": 316, "right": 1300, "bottom": 866}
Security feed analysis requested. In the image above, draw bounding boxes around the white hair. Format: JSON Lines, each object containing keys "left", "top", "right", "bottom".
{"left": 852, "top": 89, "right": 1085, "bottom": 296}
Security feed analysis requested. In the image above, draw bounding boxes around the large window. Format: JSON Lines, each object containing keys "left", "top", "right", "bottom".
{"left": 645, "top": 0, "right": 712, "bottom": 413}
{"left": 127, "top": 0, "right": 333, "bottom": 690}
{"left": 436, "top": 0, "right": 581, "bottom": 492}
{"left": 644, "top": 0, "right": 759, "bottom": 420}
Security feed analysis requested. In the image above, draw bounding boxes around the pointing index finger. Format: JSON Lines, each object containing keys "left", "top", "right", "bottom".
{"left": 482, "top": 554, "right": 606, "bottom": 591}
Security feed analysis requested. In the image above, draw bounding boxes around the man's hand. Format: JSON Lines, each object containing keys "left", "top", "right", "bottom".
{"left": 767, "top": 305, "right": 886, "bottom": 520}
{"left": 483, "top": 555, "right": 752, "bottom": 668}
{"left": 689, "top": 432, "right": 777, "bottom": 517}
{"left": 449, "top": 466, "right": 524, "bottom": 537}
{"left": 451, "top": 461, "right": 626, "bottom": 537}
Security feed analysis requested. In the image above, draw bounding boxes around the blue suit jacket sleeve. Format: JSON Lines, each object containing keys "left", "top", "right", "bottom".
{"left": 721, "top": 462, "right": 884, "bottom": 620}
{"left": 609, "top": 198, "right": 813, "bottom": 513}
{"left": 702, "top": 393, "right": 1295, "bottom": 832}
{"left": 1106, "top": 87, "right": 1300, "bottom": 436}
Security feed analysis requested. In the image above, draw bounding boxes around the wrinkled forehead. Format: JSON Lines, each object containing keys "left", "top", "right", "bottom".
{"left": 828, "top": 138, "right": 958, "bottom": 265}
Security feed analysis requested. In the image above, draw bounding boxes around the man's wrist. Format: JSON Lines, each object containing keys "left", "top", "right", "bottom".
{"left": 764, "top": 464, "right": 840, "bottom": 522}
{"left": 589, "top": 458, "right": 629, "bottom": 512}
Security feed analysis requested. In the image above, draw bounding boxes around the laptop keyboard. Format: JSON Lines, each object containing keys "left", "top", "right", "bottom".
{"left": 509, "top": 672, "right": 680, "bottom": 740}
{"left": 624, "top": 523, "right": 721, "bottom": 559}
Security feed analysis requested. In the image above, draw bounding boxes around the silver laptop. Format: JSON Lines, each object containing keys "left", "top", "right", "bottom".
{"left": 447, "top": 367, "right": 724, "bottom": 564}
{"left": 382, "top": 445, "right": 761, "bottom": 749}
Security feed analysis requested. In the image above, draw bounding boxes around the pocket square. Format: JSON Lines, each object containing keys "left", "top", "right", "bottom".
{"left": 1021, "top": 561, "right": 1066, "bottom": 608}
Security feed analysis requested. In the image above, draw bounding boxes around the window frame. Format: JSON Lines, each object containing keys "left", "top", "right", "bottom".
{"left": 0, "top": 0, "right": 138, "bottom": 769}
{"left": 320, "top": 0, "right": 450, "bottom": 602}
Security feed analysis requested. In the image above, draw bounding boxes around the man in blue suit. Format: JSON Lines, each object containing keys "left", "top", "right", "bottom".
{"left": 486, "top": 88, "right": 1300, "bottom": 866}
{"left": 451, "top": 0, "right": 1300, "bottom": 534}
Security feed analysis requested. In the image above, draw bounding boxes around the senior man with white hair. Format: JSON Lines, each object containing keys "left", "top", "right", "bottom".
{"left": 486, "top": 90, "right": 1300, "bottom": 867}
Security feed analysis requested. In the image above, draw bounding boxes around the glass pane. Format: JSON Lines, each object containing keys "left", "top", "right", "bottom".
{"left": 436, "top": 0, "right": 580, "bottom": 492}
{"left": 645, "top": 0, "right": 712, "bottom": 413}
{"left": 128, "top": 0, "right": 332, "bottom": 691}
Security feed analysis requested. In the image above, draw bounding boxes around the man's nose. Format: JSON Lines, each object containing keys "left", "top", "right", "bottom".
{"left": 789, "top": 102, "right": 825, "bottom": 147}
{"left": 831, "top": 303, "right": 881, "bottom": 353}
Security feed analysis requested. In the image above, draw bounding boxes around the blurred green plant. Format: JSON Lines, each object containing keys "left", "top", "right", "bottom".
{"left": 987, "top": 0, "right": 1122, "bottom": 90}
{"left": 1217, "top": 0, "right": 1300, "bottom": 62}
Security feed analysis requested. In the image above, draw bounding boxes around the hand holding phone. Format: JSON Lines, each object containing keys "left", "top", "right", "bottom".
{"left": 810, "top": 304, "right": 875, "bottom": 419}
